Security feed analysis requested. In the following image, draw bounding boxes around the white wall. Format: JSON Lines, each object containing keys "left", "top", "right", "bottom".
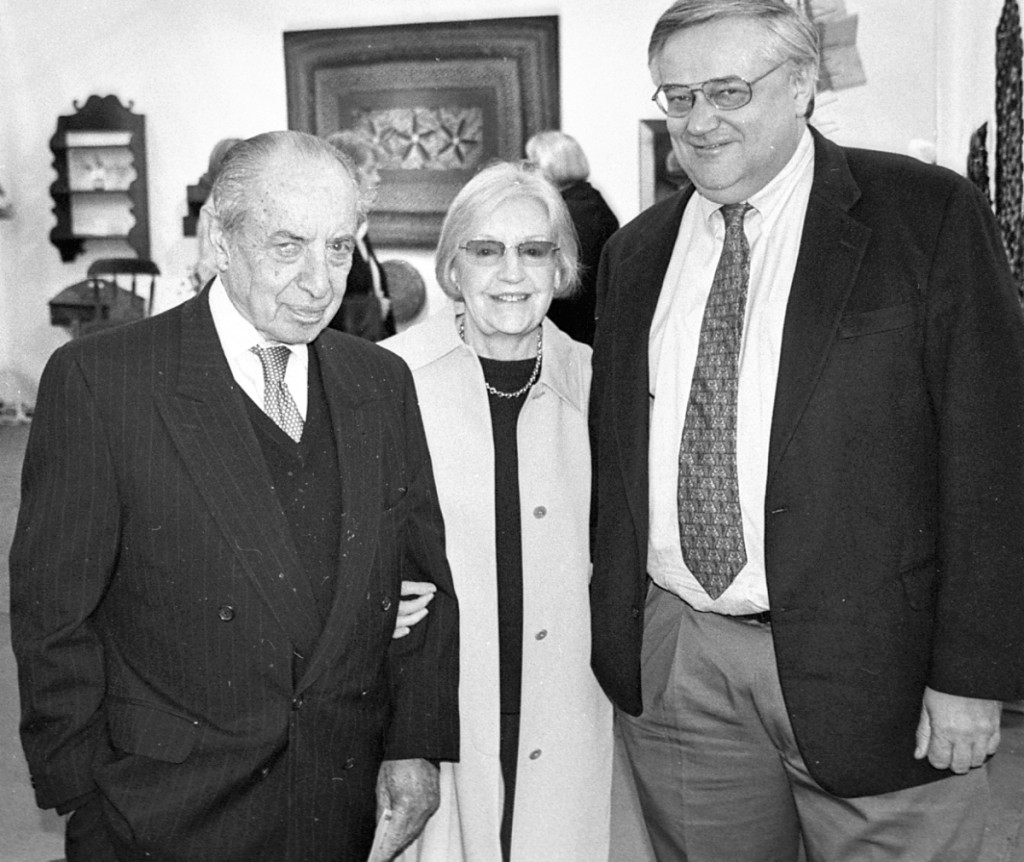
{"left": 0, "top": 0, "right": 968, "bottom": 403}
{"left": 936, "top": 0, "right": 1004, "bottom": 173}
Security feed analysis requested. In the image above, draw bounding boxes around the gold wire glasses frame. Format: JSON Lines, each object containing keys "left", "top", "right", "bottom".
{"left": 651, "top": 60, "right": 787, "bottom": 118}
{"left": 458, "top": 239, "right": 560, "bottom": 266}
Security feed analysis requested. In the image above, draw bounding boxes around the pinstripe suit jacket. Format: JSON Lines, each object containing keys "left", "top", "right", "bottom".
{"left": 10, "top": 288, "right": 459, "bottom": 861}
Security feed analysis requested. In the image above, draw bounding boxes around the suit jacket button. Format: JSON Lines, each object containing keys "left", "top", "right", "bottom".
{"left": 291, "top": 695, "right": 304, "bottom": 711}
{"left": 381, "top": 597, "right": 392, "bottom": 611}
{"left": 218, "top": 605, "right": 235, "bottom": 622}
{"left": 344, "top": 758, "right": 356, "bottom": 770}
{"left": 631, "top": 606, "right": 641, "bottom": 619}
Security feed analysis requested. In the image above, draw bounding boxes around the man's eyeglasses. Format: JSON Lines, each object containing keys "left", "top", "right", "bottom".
{"left": 459, "top": 239, "right": 559, "bottom": 266}
{"left": 651, "top": 61, "right": 786, "bottom": 118}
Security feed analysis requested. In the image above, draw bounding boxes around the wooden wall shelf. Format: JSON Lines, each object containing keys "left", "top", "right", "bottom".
{"left": 49, "top": 95, "right": 150, "bottom": 263}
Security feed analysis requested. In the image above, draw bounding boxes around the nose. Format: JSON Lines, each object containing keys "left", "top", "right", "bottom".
{"left": 684, "top": 90, "right": 720, "bottom": 135}
{"left": 498, "top": 245, "right": 525, "bottom": 281}
{"left": 298, "top": 246, "right": 332, "bottom": 299}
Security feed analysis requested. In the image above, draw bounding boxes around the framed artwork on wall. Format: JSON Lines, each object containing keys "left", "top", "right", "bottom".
{"left": 639, "top": 119, "right": 691, "bottom": 210}
{"left": 284, "top": 17, "right": 560, "bottom": 247}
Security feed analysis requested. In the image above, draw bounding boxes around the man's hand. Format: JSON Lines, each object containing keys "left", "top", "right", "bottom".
{"left": 914, "top": 687, "right": 1002, "bottom": 773}
{"left": 371, "top": 758, "right": 440, "bottom": 860}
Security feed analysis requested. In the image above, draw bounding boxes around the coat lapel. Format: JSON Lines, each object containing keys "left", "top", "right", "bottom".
{"left": 154, "top": 292, "right": 321, "bottom": 653}
{"left": 610, "top": 190, "right": 693, "bottom": 536}
{"left": 766, "top": 130, "right": 871, "bottom": 482}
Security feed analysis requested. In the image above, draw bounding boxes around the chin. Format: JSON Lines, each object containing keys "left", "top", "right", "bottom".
{"left": 690, "top": 176, "right": 749, "bottom": 205}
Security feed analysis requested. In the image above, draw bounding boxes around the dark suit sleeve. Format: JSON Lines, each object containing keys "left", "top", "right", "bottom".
{"left": 925, "top": 180, "right": 1024, "bottom": 699}
{"left": 383, "top": 369, "right": 459, "bottom": 761}
{"left": 9, "top": 346, "right": 120, "bottom": 809}
{"left": 590, "top": 240, "right": 613, "bottom": 548}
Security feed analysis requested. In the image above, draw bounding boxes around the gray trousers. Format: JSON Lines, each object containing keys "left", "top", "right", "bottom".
{"left": 618, "top": 584, "right": 989, "bottom": 862}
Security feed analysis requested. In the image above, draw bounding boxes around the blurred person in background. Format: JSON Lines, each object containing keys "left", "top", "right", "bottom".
{"left": 190, "top": 136, "right": 242, "bottom": 291}
{"left": 325, "top": 130, "right": 395, "bottom": 341}
{"left": 525, "top": 130, "right": 619, "bottom": 344}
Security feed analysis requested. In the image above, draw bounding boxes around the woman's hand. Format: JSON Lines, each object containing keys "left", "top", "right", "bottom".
{"left": 393, "top": 581, "right": 437, "bottom": 639}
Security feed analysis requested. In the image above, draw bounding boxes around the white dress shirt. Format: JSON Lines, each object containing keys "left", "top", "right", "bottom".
{"left": 647, "top": 127, "right": 815, "bottom": 614}
{"left": 208, "top": 276, "right": 309, "bottom": 419}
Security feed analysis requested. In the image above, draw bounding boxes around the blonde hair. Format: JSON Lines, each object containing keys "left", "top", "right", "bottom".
{"left": 525, "top": 131, "right": 590, "bottom": 187}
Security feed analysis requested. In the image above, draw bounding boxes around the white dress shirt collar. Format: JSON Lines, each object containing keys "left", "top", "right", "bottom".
{"left": 207, "top": 276, "right": 309, "bottom": 418}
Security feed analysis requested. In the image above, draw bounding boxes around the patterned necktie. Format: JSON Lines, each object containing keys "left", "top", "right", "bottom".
{"left": 250, "top": 345, "right": 304, "bottom": 442}
{"left": 677, "top": 203, "right": 752, "bottom": 599}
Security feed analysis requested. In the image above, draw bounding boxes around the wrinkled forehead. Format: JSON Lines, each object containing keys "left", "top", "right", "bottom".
{"left": 247, "top": 160, "right": 359, "bottom": 238}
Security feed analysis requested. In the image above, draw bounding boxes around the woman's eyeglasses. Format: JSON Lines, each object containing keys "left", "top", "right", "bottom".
{"left": 458, "top": 240, "right": 559, "bottom": 266}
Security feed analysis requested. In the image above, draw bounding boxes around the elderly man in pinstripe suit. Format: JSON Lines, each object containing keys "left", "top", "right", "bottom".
{"left": 10, "top": 130, "right": 459, "bottom": 862}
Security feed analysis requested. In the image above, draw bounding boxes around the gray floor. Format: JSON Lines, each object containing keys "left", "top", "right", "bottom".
{"left": 2, "top": 421, "right": 62, "bottom": 862}
{"left": 2, "top": 422, "right": 1024, "bottom": 862}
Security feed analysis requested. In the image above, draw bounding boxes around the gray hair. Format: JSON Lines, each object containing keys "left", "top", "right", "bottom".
{"left": 649, "top": 0, "right": 820, "bottom": 112}
{"left": 525, "top": 131, "right": 591, "bottom": 187}
{"left": 435, "top": 161, "right": 581, "bottom": 301}
{"left": 211, "top": 130, "right": 363, "bottom": 236}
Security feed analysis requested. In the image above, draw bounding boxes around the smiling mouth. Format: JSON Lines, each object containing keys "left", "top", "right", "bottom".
{"left": 290, "top": 306, "right": 329, "bottom": 321}
{"left": 691, "top": 140, "right": 733, "bottom": 152}
{"left": 492, "top": 293, "right": 532, "bottom": 303}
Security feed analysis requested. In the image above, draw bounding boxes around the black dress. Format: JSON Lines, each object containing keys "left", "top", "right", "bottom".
{"left": 478, "top": 354, "right": 537, "bottom": 862}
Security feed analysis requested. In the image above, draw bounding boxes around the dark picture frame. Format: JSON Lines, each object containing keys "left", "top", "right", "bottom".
{"left": 639, "top": 119, "right": 691, "bottom": 210}
{"left": 284, "top": 17, "right": 560, "bottom": 247}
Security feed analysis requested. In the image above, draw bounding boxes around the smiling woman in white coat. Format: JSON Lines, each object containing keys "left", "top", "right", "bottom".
{"left": 382, "top": 161, "right": 615, "bottom": 862}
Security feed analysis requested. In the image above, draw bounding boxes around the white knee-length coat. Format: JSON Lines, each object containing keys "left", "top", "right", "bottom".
{"left": 384, "top": 305, "right": 612, "bottom": 862}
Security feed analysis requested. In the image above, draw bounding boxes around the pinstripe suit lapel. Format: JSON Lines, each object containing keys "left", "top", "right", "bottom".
{"left": 154, "top": 292, "right": 321, "bottom": 653}
{"left": 297, "top": 336, "right": 383, "bottom": 692}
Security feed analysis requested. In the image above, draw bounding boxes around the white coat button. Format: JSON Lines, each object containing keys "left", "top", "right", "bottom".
{"left": 533, "top": 506, "right": 547, "bottom": 518}
{"left": 535, "top": 630, "right": 547, "bottom": 640}
{"left": 529, "top": 749, "right": 542, "bottom": 760}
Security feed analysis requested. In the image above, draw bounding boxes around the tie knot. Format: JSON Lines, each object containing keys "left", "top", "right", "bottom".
{"left": 720, "top": 203, "right": 750, "bottom": 230}
{"left": 251, "top": 345, "right": 291, "bottom": 384}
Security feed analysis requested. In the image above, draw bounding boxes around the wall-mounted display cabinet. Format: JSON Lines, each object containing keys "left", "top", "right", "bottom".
{"left": 49, "top": 95, "right": 150, "bottom": 263}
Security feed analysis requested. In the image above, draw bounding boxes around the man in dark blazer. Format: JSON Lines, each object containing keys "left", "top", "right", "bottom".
{"left": 590, "top": 2, "right": 1024, "bottom": 860}
{"left": 10, "top": 131, "right": 458, "bottom": 862}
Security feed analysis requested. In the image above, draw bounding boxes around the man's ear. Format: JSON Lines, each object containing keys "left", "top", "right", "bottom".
{"left": 207, "top": 211, "right": 232, "bottom": 272}
{"left": 790, "top": 65, "right": 816, "bottom": 119}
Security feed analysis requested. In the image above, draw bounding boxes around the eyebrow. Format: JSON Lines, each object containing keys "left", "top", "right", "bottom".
{"left": 268, "top": 230, "right": 307, "bottom": 244}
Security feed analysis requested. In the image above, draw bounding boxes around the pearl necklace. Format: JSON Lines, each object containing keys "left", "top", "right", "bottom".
{"left": 458, "top": 321, "right": 543, "bottom": 399}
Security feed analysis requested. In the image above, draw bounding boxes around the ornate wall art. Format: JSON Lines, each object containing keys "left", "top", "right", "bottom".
{"left": 284, "top": 17, "right": 560, "bottom": 247}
